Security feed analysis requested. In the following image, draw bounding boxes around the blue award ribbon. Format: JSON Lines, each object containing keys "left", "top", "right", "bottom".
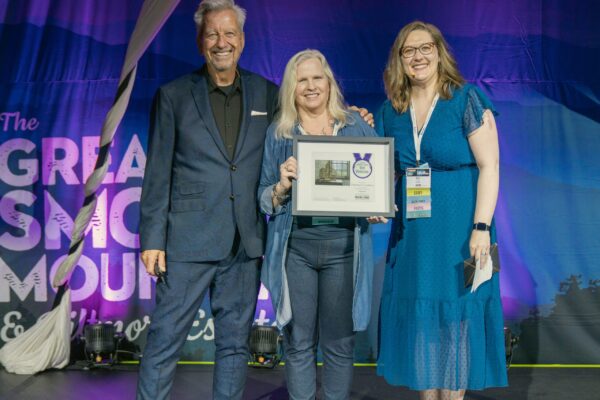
{"left": 353, "top": 153, "right": 372, "bottom": 162}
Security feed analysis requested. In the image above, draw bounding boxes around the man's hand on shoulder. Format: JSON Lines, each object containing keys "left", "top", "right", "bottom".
{"left": 141, "top": 249, "right": 166, "bottom": 276}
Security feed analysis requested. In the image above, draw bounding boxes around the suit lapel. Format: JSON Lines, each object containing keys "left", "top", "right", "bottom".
{"left": 234, "top": 73, "right": 252, "bottom": 162}
{"left": 190, "top": 72, "right": 230, "bottom": 160}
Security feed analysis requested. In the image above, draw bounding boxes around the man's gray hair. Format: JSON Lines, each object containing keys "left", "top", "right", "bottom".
{"left": 194, "top": 0, "right": 247, "bottom": 36}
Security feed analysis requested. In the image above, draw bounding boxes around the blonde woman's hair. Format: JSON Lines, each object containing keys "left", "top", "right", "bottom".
{"left": 384, "top": 21, "right": 465, "bottom": 113}
{"left": 276, "top": 49, "right": 349, "bottom": 139}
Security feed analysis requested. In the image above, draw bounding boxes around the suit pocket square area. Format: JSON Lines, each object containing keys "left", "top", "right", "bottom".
{"left": 251, "top": 110, "right": 268, "bottom": 116}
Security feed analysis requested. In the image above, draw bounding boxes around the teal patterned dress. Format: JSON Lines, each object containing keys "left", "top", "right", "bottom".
{"left": 376, "top": 84, "right": 508, "bottom": 390}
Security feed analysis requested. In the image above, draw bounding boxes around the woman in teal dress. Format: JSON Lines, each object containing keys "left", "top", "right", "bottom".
{"left": 376, "top": 21, "right": 508, "bottom": 399}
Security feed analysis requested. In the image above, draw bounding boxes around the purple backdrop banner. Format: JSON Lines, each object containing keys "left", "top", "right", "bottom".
{"left": 1, "top": 0, "right": 599, "bottom": 363}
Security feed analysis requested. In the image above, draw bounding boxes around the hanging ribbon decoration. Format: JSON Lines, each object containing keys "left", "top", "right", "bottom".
{"left": 0, "top": 0, "right": 181, "bottom": 375}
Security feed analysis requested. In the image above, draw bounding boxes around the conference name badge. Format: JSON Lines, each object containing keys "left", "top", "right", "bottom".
{"left": 352, "top": 153, "right": 373, "bottom": 179}
{"left": 406, "top": 164, "right": 431, "bottom": 219}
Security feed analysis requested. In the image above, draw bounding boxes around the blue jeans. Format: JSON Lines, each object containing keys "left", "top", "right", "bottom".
{"left": 284, "top": 234, "right": 355, "bottom": 400}
{"left": 136, "top": 243, "right": 260, "bottom": 400}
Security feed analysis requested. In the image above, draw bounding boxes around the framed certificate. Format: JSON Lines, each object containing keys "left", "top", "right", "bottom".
{"left": 292, "top": 135, "right": 395, "bottom": 217}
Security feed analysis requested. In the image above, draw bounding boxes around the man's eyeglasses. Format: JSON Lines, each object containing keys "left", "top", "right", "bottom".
{"left": 400, "top": 42, "right": 436, "bottom": 58}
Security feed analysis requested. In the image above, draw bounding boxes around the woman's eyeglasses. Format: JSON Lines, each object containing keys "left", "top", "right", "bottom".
{"left": 400, "top": 42, "right": 435, "bottom": 58}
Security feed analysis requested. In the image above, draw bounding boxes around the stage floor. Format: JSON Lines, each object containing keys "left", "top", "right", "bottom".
{"left": 1, "top": 365, "right": 598, "bottom": 400}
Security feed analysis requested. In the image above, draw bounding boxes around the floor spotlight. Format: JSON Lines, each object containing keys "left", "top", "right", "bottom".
{"left": 504, "top": 326, "right": 519, "bottom": 369}
{"left": 83, "top": 323, "right": 117, "bottom": 367}
{"left": 249, "top": 325, "right": 282, "bottom": 368}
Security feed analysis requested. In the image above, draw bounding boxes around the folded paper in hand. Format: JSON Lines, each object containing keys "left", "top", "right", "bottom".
{"left": 463, "top": 243, "right": 500, "bottom": 292}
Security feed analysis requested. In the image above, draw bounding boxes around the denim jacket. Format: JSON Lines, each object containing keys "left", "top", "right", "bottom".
{"left": 258, "top": 111, "right": 377, "bottom": 331}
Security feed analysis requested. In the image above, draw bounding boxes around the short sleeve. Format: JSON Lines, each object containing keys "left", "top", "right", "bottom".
{"left": 463, "top": 85, "right": 498, "bottom": 137}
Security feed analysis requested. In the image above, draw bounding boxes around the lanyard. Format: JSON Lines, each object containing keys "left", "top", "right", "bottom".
{"left": 409, "top": 93, "right": 439, "bottom": 166}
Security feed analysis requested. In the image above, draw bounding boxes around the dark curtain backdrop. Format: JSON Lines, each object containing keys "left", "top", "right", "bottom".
{"left": 1, "top": 0, "right": 599, "bottom": 363}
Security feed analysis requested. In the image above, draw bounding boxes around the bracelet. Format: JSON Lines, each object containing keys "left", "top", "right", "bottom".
{"left": 272, "top": 183, "right": 289, "bottom": 203}
{"left": 472, "top": 222, "right": 491, "bottom": 231}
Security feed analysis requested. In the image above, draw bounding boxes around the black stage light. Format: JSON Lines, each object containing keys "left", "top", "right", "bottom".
{"left": 83, "top": 322, "right": 117, "bottom": 367}
{"left": 249, "top": 325, "right": 282, "bottom": 368}
{"left": 504, "top": 326, "right": 519, "bottom": 369}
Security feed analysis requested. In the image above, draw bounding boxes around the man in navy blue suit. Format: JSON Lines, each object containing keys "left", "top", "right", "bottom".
{"left": 136, "top": 1, "right": 278, "bottom": 399}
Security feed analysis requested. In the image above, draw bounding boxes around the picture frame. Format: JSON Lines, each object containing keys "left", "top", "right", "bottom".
{"left": 292, "top": 135, "right": 395, "bottom": 217}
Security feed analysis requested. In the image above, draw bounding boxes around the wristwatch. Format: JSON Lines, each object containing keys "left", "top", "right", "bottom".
{"left": 472, "top": 222, "right": 491, "bottom": 231}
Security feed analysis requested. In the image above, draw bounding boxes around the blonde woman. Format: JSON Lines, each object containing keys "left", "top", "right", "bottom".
{"left": 258, "top": 49, "right": 383, "bottom": 399}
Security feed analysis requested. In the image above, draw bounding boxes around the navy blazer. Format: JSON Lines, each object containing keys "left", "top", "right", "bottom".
{"left": 139, "top": 67, "right": 279, "bottom": 262}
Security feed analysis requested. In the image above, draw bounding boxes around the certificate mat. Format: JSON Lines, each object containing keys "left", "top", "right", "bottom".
{"left": 292, "top": 135, "right": 395, "bottom": 217}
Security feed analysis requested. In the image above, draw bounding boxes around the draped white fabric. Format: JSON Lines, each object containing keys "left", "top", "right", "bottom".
{"left": 0, "top": 0, "right": 180, "bottom": 374}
